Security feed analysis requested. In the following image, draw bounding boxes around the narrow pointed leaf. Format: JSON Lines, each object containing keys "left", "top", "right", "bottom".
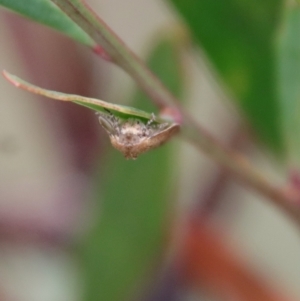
{"left": 0, "top": 0, "right": 94, "bottom": 46}
{"left": 3, "top": 70, "right": 158, "bottom": 122}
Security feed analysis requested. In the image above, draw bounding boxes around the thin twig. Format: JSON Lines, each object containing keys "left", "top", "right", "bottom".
{"left": 194, "top": 127, "right": 246, "bottom": 216}
{"left": 50, "top": 0, "right": 300, "bottom": 228}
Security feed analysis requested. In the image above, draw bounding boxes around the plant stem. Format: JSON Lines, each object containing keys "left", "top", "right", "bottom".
{"left": 50, "top": 0, "right": 300, "bottom": 228}
{"left": 182, "top": 114, "right": 300, "bottom": 225}
{"left": 51, "top": 0, "right": 176, "bottom": 110}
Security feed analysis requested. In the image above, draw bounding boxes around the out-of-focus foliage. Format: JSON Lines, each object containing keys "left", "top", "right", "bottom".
{"left": 0, "top": 0, "right": 94, "bottom": 46}
{"left": 134, "top": 35, "right": 185, "bottom": 113}
{"left": 168, "top": 0, "right": 284, "bottom": 154}
{"left": 79, "top": 35, "right": 184, "bottom": 301}
{"left": 277, "top": 3, "right": 300, "bottom": 165}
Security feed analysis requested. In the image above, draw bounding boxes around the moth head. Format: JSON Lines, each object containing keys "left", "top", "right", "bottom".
{"left": 97, "top": 111, "right": 119, "bottom": 136}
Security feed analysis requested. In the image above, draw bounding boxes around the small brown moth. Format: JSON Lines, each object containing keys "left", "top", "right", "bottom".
{"left": 97, "top": 111, "right": 179, "bottom": 159}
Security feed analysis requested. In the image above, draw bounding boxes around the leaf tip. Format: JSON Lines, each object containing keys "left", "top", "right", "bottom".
{"left": 2, "top": 70, "right": 20, "bottom": 88}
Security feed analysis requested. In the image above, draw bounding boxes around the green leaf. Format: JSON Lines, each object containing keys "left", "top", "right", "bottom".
{"left": 2, "top": 70, "right": 158, "bottom": 122}
{"left": 168, "top": 0, "right": 284, "bottom": 154}
{"left": 79, "top": 34, "right": 184, "bottom": 301}
{"left": 0, "top": 0, "right": 94, "bottom": 46}
{"left": 277, "top": 4, "right": 300, "bottom": 164}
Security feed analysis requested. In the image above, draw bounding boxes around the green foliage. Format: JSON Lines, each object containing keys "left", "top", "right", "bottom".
{"left": 277, "top": 3, "right": 300, "bottom": 165}
{"left": 168, "top": 0, "right": 284, "bottom": 153}
{"left": 135, "top": 36, "right": 184, "bottom": 113}
{"left": 81, "top": 148, "right": 174, "bottom": 301}
{"left": 0, "top": 0, "right": 93, "bottom": 46}
{"left": 78, "top": 35, "right": 184, "bottom": 301}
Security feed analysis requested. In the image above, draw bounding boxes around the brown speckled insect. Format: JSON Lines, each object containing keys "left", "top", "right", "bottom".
{"left": 97, "top": 111, "right": 179, "bottom": 159}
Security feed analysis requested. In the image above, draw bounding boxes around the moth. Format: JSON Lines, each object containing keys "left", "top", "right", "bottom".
{"left": 97, "top": 111, "right": 179, "bottom": 159}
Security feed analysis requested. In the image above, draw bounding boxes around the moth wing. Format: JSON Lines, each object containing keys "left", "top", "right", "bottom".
{"left": 147, "top": 124, "right": 180, "bottom": 149}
